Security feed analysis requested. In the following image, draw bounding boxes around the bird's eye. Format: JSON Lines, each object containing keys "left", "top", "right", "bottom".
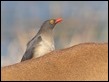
{"left": 49, "top": 20, "right": 54, "bottom": 24}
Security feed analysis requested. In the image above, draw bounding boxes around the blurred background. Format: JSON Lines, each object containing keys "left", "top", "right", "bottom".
{"left": 1, "top": 1, "right": 108, "bottom": 67}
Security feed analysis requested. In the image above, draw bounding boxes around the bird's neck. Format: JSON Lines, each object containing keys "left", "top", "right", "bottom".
{"left": 41, "top": 30, "right": 54, "bottom": 43}
{"left": 37, "top": 28, "right": 55, "bottom": 47}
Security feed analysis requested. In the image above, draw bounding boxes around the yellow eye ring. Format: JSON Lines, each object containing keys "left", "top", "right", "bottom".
{"left": 50, "top": 20, "right": 54, "bottom": 24}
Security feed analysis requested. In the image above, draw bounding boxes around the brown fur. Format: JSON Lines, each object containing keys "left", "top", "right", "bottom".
{"left": 1, "top": 43, "right": 108, "bottom": 81}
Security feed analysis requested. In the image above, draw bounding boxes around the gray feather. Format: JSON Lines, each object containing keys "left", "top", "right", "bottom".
{"left": 21, "top": 47, "right": 34, "bottom": 62}
{"left": 21, "top": 36, "right": 42, "bottom": 62}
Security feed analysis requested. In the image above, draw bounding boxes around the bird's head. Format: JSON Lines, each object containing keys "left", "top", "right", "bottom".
{"left": 40, "top": 18, "right": 62, "bottom": 32}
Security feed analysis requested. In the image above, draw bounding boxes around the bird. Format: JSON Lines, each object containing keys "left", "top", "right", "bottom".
{"left": 21, "top": 18, "right": 62, "bottom": 62}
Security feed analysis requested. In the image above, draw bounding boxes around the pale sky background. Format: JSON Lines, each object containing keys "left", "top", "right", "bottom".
{"left": 1, "top": 1, "right": 108, "bottom": 67}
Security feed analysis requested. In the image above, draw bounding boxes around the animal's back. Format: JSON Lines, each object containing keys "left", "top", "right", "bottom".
{"left": 1, "top": 43, "right": 108, "bottom": 81}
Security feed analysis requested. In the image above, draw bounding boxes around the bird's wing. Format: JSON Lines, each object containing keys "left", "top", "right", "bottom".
{"left": 21, "top": 47, "right": 34, "bottom": 62}
{"left": 21, "top": 36, "right": 42, "bottom": 62}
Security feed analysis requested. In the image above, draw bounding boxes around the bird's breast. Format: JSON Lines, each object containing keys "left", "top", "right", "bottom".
{"left": 33, "top": 40, "right": 55, "bottom": 58}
